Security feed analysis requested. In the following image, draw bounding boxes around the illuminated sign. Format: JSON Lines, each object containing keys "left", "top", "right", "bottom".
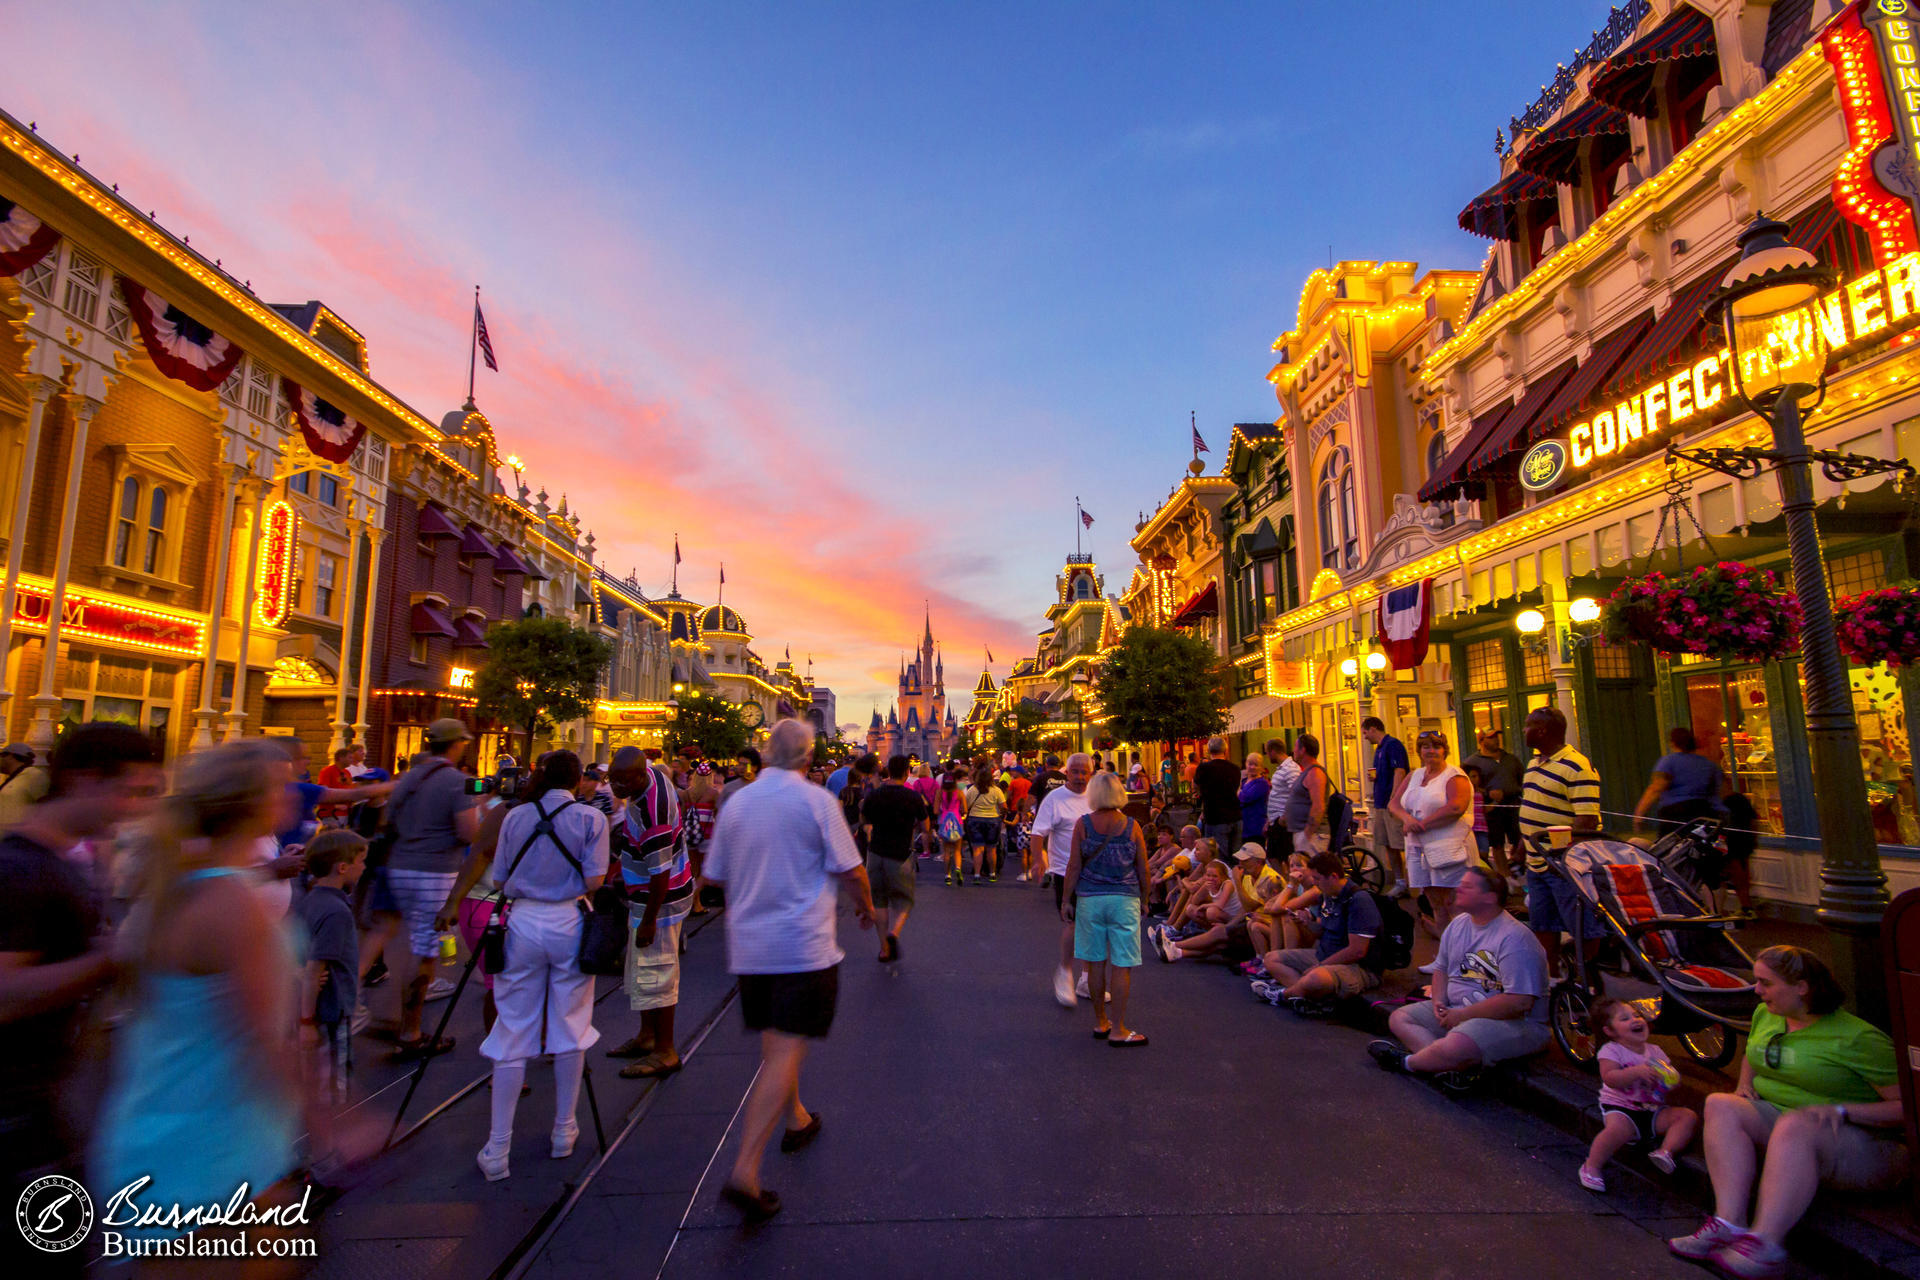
{"left": 1826, "top": 1, "right": 1920, "bottom": 263}
{"left": 11, "top": 579, "right": 206, "bottom": 656}
{"left": 449, "top": 666, "right": 475, "bottom": 690}
{"left": 255, "top": 500, "right": 299, "bottom": 627}
{"left": 1564, "top": 250, "right": 1920, "bottom": 473}
{"left": 1263, "top": 632, "right": 1313, "bottom": 699}
{"left": 1519, "top": 439, "right": 1567, "bottom": 492}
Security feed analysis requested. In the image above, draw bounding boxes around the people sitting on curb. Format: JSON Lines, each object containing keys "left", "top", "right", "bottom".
{"left": 1579, "top": 996, "right": 1698, "bottom": 1192}
{"left": 1669, "top": 945, "right": 1906, "bottom": 1279}
{"left": 1249, "top": 851, "right": 1379, "bottom": 1014}
{"left": 1367, "top": 865, "right": 1548, "bottom": 1083}
{"left": 1157, "top": 844, "right": 1277, "bottom": 965}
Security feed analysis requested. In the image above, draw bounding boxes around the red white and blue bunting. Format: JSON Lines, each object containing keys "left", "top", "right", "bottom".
{"left": 0, "top": 197, "right": 59, "bottom": 277}
{"left": 117, "top": 275, "right": 245, "bottom": 392}
{"left": 281, "top": 377, "right": 367, "bottom": 464}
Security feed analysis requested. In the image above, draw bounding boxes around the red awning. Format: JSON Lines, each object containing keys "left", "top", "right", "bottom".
{"left": 1457, "top": 168, "right": 1559, "bottom": 241}
{"left": 1589, "top": 5, "right": 1718, "bottom": 118}
{"left": 1166, "top": 581, "right": 1219, "bottom": 628}
{"left": 1603, "top": 259, "right": 1735, "bottom": 397}
{"left": 1528, "top": 311, "right": 1655, "bottom": 442}
{"left": 452, "top": 614, "right": 491, "bottom": 649}
{"left": 1514, "top": 99, "right": 1632, "bottom": 183}
{"left": 458, "top": 525, "right": 498, "bottom": 559}
{"left": 491, "top": 542, "right": 548, "bottom": 580}
{"left": 410, "top": 601, "right": 457, "bottom": 637}
{"left": 416, "top": 503, "right": 460, "bottom": 539}
{"left": 1465, "top": 359, "right": 1579, "bottom": 473}
{"left": 1417, "top": 396, "right": 1518, "bottom": 503}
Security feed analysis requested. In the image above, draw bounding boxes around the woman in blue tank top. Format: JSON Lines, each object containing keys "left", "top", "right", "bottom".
{"left": 94, "top": 740, "right": 305, "bottom": 1257}
{"left": 1061, "top": 772, "right": 1150, "bottom": 1046}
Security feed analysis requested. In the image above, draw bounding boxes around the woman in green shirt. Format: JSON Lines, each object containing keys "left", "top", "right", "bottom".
{"left": 1670, "top": 946, "right": 1908, "bottom": 1277}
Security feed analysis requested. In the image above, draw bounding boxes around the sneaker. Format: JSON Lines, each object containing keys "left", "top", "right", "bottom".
{"left": 1161, "top": 936, "right": 1182, "bottom": 963}
{"left": 989, "top": 873, "right": 999, "bottom": 882}
{"left": 1648, "top": 1149, "right": 1676, "bottom": 1176}
{"left": 1250, "top": 979, "right": 1285, "bottom": 1005}
{"left": 972, "top": 874, "right": 983, "bottom": 885}
{"left": 1367, "top": 1039, "right": 1409, "bottom": 1073}
{"left": 1286, "top": 995, "right": 1333, "bottom": 1017}
{"left": 365, "top": 957, "right": 389, "bottom": 988}
{"left": 550, "top": 1123, "right": 579, "bottom": 1160}
{"left": 1709, "top": 1233, "right": 1788, "bottom": 1279}
{"left": 1668, "top": 1218, "right": 1741, "bottom": 1261}
{"left": 1434, "top": 1067, "right": 1483, "bottom": 1093}
{"left": 1075, "top": 972, "right": 1091, "bottom": 999}
{"left": 350, "top": 1001, "right": 371, "bottom": 1036}
{"left": 424, "top": 977, "right": 457, "bottom": 1002}
{"left": 477, "top": 1145, "right": 510, "bottom": 1182}
{"left": 1388, "top": 879, "right": 1410, "bottom": 900}
{"left": 1577, "top": 1166, "right": 1606, "bottom": 1192}
{"left": 1053, "top": 966, "right": 1077, "bottom": 1008}
{"left": 1416, "top": 961, "right": 1438, "bottom": 974}
{"left": 1014, "top": 872, "right": 1030, "bottom": 883}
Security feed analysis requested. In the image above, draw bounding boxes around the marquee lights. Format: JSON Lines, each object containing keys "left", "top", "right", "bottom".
{"left": 255, "top": 501, "right": 298, "bottom": 627}
{"left": 1826, "top": 2, "right": 1920, "bottom": 262}
{"left": 10, "top": 576, "right": 206, "bottom": 657}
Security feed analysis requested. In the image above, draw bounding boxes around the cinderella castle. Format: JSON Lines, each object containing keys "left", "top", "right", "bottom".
{"left": 867, "top": 609, "right": 959, "bottom": 763}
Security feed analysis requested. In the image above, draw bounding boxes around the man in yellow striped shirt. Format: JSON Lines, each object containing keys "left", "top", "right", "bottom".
{"left": 1518, "top": 706, "right": 1601, "bottom": 978}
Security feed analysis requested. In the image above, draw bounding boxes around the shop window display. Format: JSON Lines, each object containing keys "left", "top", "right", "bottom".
{"left": 1684, "top": 668, "right": 1783, "bottom": 836}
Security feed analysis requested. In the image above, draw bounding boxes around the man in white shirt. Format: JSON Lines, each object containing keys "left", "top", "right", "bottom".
{"left": 1030, "top": 752, "right": 1094, "bottom": 1007}
{"left": 702, "top": 719, "right": 873, "bottom": 1222}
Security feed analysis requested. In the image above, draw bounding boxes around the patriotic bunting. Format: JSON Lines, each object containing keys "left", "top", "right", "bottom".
{"left": 0, "top": 197, "right": 59, "bottom": 277}
{"left": 281, "top": 378, "right": 369, "bottom": 464}
{"left": 1376, "top": 577, "right": 1433, "bottom": 671}
{"left": 117, "top": 276, "right": 245, "bottom": 392}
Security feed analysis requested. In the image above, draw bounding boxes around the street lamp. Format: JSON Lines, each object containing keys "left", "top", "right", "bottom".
{"left": 1070, "top": 668, "right": 1090, "bottom": 756}
{"left": 1682, "top": 214, "right": 1915, "bottom": 995}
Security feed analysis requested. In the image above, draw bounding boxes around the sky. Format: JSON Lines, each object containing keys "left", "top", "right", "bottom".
{"left": 7, "top": 0, "right": 1614, "bottom": 725}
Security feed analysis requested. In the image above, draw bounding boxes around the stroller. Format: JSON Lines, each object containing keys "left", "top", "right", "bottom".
{"left": 1537, "top": 834, "right": 1757, "bottom": 1071}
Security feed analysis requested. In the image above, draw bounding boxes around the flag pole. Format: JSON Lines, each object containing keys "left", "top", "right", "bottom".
{"left": 1075, "top": 497, "right": 1082, "bottom": 557}
{"left": 467, "top": 286, "right": 479, "bottom": 405}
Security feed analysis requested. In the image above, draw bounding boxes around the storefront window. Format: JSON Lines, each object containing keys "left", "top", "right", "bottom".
{"left": 1465, "top": 639, "right": 1505, "bottom": 694}
{"left": 1683, "top": 668, "right": 1783, "bottom": 836}
{"left": 1521, "top": 642, "right": 1550, "bottom": 687}
{"left": 1848, "top": 665, "right": 1915, "bottom": 846}
{"left": 1469, "top": 700, "right": 1508, "bottom": 743}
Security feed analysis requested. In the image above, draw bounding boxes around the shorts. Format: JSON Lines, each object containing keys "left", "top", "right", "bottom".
{"left": 1272, "top": 947, "right": 1379, "bottom": 998}
{"left": 739, "top": 966, "right": 840, "bottom": 1039}
{"left": 1398, "top": 1000, "right": 1550, "bottom": 1064}
{"left": 1474, "top": 832, "right": 1490, "bottom": 856}
{"left": 1746, "top": 1098, "right": 1911, "bottom": 1192}
{"left": 964, "top": 817, "right": 1001, "bottom": 847}
{"left": 1370, "top": 807, "right": 1405, "bottom": 852}
{"left": 1073, "top": 894, "right": 1142, "bottom": 967}
{"left": 1486, "top": 807, "right": 1522, "bottom": 848}
{"left": 1600, "top": 1104, "right": 1659, "bottom": 1146}
{"left": 385, "top": 867, "right": 460, "bottom": 957}
{"left": 1292, "top": 829, "right": 1329, "bottom": 857}
{"left": 457, "top": 897, "right": 500, "bottom": 990}
{"left": 1524, "top": 869, "right": 1604, "bottom": 940}
{"left": 1408, "top": 841, "right": 1471, "bottom": 890}
{"left": 625, "top": 915, "right": 683, "bottom": 1011}
{"left": 867, "top": 853, "right": 916, "bottom": 909}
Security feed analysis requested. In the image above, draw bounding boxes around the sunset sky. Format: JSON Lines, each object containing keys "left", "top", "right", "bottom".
{"left": 10, "top": 1, "right": 1606, "bottom": 723}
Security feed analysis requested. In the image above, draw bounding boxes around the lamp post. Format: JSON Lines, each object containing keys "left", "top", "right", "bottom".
{"left": 1070, "top": 668, "right": 1090, "bottom": 756}
{"left": 1679, "top": 215, "right": 1916, "bottom": 1010}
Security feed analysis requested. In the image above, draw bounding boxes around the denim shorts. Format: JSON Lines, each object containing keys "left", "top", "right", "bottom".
{"left": 1525, "top": 868, "right": 1603, "bottom": 939}
{"left": 964, "top": 817, "right": 1001, "bottom": 847}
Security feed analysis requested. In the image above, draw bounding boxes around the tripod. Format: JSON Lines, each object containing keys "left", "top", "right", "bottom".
{"left": 384, "top": 925, "right": 608, "bottom": 1155}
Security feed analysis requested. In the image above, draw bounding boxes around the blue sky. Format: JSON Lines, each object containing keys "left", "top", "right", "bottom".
{"left": 11, "top": 0, "right": 1615, "bottom": 721}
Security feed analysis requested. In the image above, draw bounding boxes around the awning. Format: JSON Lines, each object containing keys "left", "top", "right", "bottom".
{"left": 1457, "top": 168, "right": 1558, "bottom": 241}
{"left": 416, "top": 504, "right": 460, "bottom": 539}
{"left": 1528, "top": 311, "right": 1655, "bottom": 442}
{"left": 1603, "top": 258, "right": 1734, "bottom": 396}
{"left": 452, "top": 614, "right": 491, "bottom": 649}
{"left": 1514, "top": 99, "right": 1632, "bottom": 183}
{"left": 1225, "top": 694, "right": 1285, "bottom": 734}
{"left": 458, "top": 525, "right": 498, "bottom": 559}
{"left": 1166, "top": 581, "right": 1219, "bottom": 628}
{"left": 410, "top": 601, "right": 457, "bottom": 637}
{"left": 1589, "top": 4, "right": 1717, "bottom": 118}
{"left": 491, "top": 542, "right": 547, "bottom": 580}
{"left": 1465, "top": 358, "right": 1578, "bottom": 473}
{"left": 1418, "top": 397, "right": 1517, "bottom": 503}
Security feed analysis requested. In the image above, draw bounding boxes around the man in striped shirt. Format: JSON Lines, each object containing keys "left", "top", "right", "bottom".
{"left": 606, "top": 745, "right": 692, "bottom": 1078}
{"left": 1518, "top": 706, "right": 1603, "bottom": 977}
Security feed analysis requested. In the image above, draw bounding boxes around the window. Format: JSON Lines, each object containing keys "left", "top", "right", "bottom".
{"left": 1276, "top": 517, "right": 1300, "bottom": 613}
{"left": 288, "top": 471, "right": 310, "bottom": 495}
{"left": 409, "top": 635, "right": 428, "bottom": 664}
{"left": 1828, "top": 549, "right": 1887, "bottom": 599}
{"left": 143, "top": 487, "right": 167, "bottom": 574}
{"left": 1684, "top": 667, "right": 1782, "bottom": 836}
{"left": 1465, "top": 639, "right": 1506, "bottom": 694}
{"left": 1525, "top": 201, "right": 1561, "bottom": 271}
{"left": 1590, "top": 135, "right": 1631, "bottom": 220}
{"left": 1592, "top": 644, "right": 1636, "bottom": 680}
{"left": 1316, "top": 448, "right": 1358, "bottom": 570}
{"left": 107, "top": 466, "right": 182, "bottom": 581}
{"left": 1667, "top": 65, "right": 1721, "bottom": 154}
{"left": 112, "top": 476, "right": 138, "bottom": 567}
{"left": 247, "top": 362, "right": 277, "bottom": 420}
{"left": 1426, "top": 434, "right": 1447, "bottom": 479}
{"left": 1521, "top": 642, "right": 1550, "bottom": 687}
{"left": 62, "top": 250, "right": 101, "bottom": 325}
{"left": 317, "top": 474, "right": 340, "bottom": 507}
{"left": 314, "top": 554, "right": 337, "bottom": 617}
{"left": 58, "top": 648, "right": 177, "bottom": 760}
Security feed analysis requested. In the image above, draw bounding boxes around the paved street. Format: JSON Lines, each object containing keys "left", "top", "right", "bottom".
{"left": 494, "top": 874, "right": 1750, "bottom": 1280}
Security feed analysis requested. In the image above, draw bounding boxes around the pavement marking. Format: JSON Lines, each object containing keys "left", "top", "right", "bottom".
{"left": 652, "top": 1057, "right": 762, "bottom": 1280}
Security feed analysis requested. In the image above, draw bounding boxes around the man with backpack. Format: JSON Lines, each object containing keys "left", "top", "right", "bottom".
{"left": 1254, "top": 850, "right": 1393, "bottom": 1014}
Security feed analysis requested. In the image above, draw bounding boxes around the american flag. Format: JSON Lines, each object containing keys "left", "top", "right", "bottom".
{"left": 1080, "top": 507, "right": 1095, "bottom": 529}
{"left": 475, "top": 302, "right": 498, "bottom": 371}
{"left": 1191, "top": 420, "right": 1209, "bottom": 454}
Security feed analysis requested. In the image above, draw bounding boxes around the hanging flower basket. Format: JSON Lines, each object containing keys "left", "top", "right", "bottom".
{"left": 1598, "top": 562, "right": 1802, "bottom": 663}
{"left": 1835, "top": 582, "right": 1920, "bottom": 669}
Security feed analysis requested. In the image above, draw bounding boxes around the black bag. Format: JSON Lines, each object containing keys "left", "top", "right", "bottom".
{"left": 494, "top": 795, "right": 628, "bottom": 976}
{"left": 1364, "top": 890, "right": 1416, "bottom": 973}
{"left": 480, "top": 907, "right": 508, "bottom": 975}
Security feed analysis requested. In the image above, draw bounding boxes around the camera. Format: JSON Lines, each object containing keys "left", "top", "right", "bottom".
{"left": 464, "top": 766, "right": 527, "bottom": 800}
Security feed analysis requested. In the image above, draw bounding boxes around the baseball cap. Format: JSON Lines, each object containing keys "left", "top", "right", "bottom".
{"left": 425, "top": 718, "right": 473, "bottom": 747}
{"left": 0, "top": 743, "right": 33, "bottom": 762}
{"left": 1234, "top": 843, "right": 1268, "bottom": 863}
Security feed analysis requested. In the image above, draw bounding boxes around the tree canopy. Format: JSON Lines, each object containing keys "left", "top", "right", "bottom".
{"left": 472, "top": 615, "right": 613, "bottom": 760}
{"left": 1094, "top": 625, "right": 1230, "bottom": 748}
{"left": 665, "top": 687, "right": 752, "bottom": 760}
{"left": 990, "top": 699, "right": 1049, "bottom": 755}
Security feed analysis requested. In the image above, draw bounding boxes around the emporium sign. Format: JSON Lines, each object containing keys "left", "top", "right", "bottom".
{"left": 1551, "top": 250, "right": 1920, "bottom": 481}
{"left": 11, "top": 579, "right": 205, "bottom": 656}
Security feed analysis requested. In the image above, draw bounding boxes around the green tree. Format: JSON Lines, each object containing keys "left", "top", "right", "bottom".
{"left": 665, "top": 688, "right": 751, "bottom": 760}
{"left": 991, "top": 700, "right": 1048, "bottom": 755}
{"left": 472, "top": 615, "right": 613, "bottom": 761}
{"left": 1094, "top": 625, "right": 1230, "bottom": 751}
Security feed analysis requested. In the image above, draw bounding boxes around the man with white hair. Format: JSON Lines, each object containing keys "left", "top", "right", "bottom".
{"left": 1031, "top": 752, "right": 1094, "bottom": 1006}
{"left": 703, "top": 717, "right": 875, "bottom": 1222}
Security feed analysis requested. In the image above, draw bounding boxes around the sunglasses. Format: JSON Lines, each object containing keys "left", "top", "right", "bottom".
{"left": 1764, "top": 1030, "right": 1788, "bottom": 1070}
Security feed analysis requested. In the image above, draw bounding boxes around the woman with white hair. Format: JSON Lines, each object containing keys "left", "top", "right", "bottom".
{"left": 1061, "top": 770, "right": 1150, "bottom": 1046}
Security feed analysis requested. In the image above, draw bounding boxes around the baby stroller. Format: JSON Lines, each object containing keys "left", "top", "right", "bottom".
{"left": 1536, "top": 835, "right": 1757, "bottom": 1071}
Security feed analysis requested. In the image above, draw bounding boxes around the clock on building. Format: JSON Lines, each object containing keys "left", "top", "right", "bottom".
{"left": 739, "top": 700, "right": 765, "bottom": 728}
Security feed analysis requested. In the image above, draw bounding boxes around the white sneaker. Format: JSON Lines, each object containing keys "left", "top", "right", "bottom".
{"left": 1162, "top": 936, "right": 1182, "bottom": 963}
{"left": 1416, "top": 961, "right": 1438, "bottom": 974}
{"left": 1053, "top": 966, "right": 1076, "bottom": 1007}
{"left": 424, "top": 977, "right": 457, "bottom": 1002}
{"left": 1388, "top": 879, "right": 1410, "bottom": 899}
{"left": 350, "top": 1001, "right": 371, "bottom": 1035}
{"left": 550, "top": 1123, "right": 579, "bottom": 1159}
{"left": 1075, "top": 972, "right": 1091, "bottom": 999}
{"left": 477, "top": 1145, "right": 510, "bottom": 1182}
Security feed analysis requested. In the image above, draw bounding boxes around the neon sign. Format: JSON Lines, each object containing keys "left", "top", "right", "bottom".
{"left": 12, "top": 578, "right": 205, "bottom": 656}
{"left": 255, "top": 500, "right": 299, "bottom": 626}
{"left": 1825, "top": 1, "right": 1920, "bottom": 263}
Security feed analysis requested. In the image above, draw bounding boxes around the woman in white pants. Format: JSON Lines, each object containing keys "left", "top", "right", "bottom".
{"left": 477, "top": 750, "right": 610, "bottom": 1180}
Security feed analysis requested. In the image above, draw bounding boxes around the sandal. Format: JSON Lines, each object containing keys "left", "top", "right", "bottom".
{"left": 780, "top": 1110, "right": 822, "bottom": 1153}
{"left": 619, "top": 1052, "right": 682, "bottom": 1079}
{"left": 605, "top": 1032, "right": 657, "bottom": 1059}
{"left": 388, "top": 1034, "right": 455, "bottom": 1062}
{"left": 1108, "top": 1031, "right": 1149, "bottom": 1047}
{"left": 719, "top": 1181, "right": 781, "bottom": 1222}
{"left": 1092, "top": 1026, "right": 1111, "bottom": 1039}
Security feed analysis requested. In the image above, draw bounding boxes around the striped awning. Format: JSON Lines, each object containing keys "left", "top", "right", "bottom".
{"left": 1603, "top": 260, "right": 1735, "bottom": 397}
{"left": 1418, "top": 396, "right": 1517, "bottom": 504}
{"left": 1528, "top": 311, "right": 1655, "bottom": 443}
{"left": 1225, "top": 695, "right": 1285, "bottom": 734}
{"left": 1465, "top": 359, "right": 1578, "bottom": 473}
{"left": 416, "top": 503, "right": 460, "bottom": 539}
{"left": 1458, "top": 168, "right": 1559, "bottom": 241}
{"left": 1589, "top": 5, "right": 1718, "bottom": 118}
{"left": 1514, "top": 99, "right": 1632, "bottom": 183}
{"left": 410, "top": 601, "right": 457, "bottom": 638}
{"left": 1166, "top": 581, "right": 1219, "bottom": 628}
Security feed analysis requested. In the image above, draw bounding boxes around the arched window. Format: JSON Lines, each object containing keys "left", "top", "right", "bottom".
{"left": 144, "top": 487, "right": 168, "bottom": 575}
{"left": 1317, "top": 448, "right": 1358, "bottom": 570}
{"left": 1426, "top": 434, "right": 1448, "bottom": 480}
{"left": 1277, "top": 516, "right": 1300, "bottom": 613}
{"left": 113, "top": 476, "right": 139, "bottom": 567}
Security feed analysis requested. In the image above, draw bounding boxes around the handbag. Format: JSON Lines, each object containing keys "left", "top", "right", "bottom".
{"left": 497, "top": 795, "right": 628, "bottom": 976}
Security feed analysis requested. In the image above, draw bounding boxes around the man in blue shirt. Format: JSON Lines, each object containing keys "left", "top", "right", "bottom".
{"left": 1256, "top": 850, "right": 1381, "bottom": 1012}
{"left": 825, "top": 761, "right": 851, "bottom": 797}
{"left": 1362, "top": 717, "right": 1410, "bottom": 899}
